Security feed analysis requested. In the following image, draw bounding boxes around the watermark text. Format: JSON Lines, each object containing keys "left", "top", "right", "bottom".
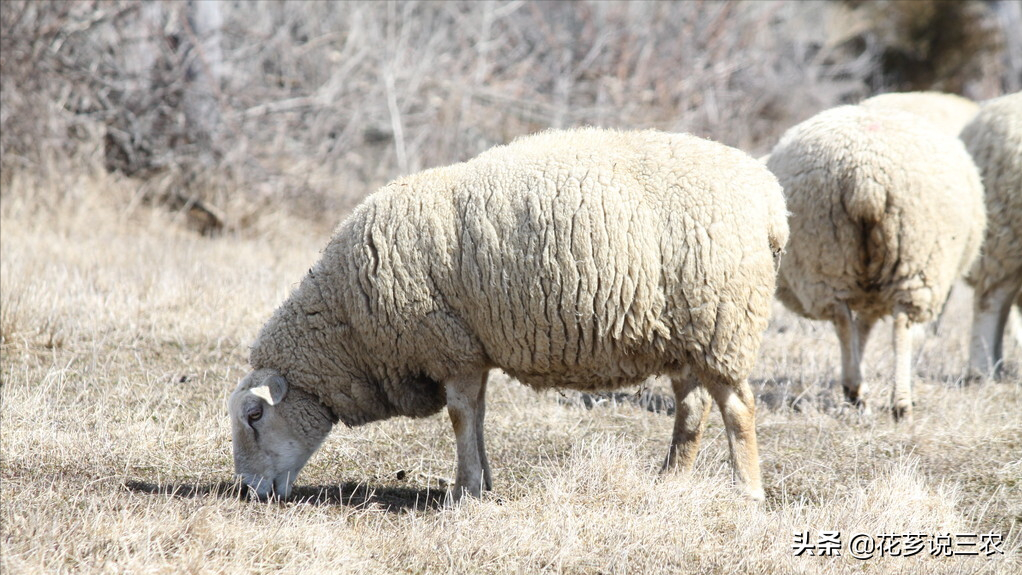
{"left": 792, "top": 531, "right": 1005, "bottom": 560}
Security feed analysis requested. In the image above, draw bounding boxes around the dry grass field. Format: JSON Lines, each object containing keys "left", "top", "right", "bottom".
{"left": 2, "top": 174, "right": 1020, "bottom": 574}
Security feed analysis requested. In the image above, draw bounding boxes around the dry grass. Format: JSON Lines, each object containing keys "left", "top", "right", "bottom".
{"left": 2, "top": 175, "right": 1020, "bottom": 574}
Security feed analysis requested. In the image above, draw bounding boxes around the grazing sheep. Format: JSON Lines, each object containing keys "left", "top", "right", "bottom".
{"left": 961, "top": 92, "right": 1022, "bottom": 377}
{"left": 229, "top": 127, "right": 788, "bottom": 502}
{"left": 860, "top": 91, "right": 979, "bottom": 137}
{"left": 767, "top": 106, "right": 986, "bottom": 422}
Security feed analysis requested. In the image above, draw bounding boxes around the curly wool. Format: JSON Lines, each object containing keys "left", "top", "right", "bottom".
{"left": 250, "top": 127, "right": 787, "bottom": 427}
{"left": 962, "top": 92, "right": 1022, "bottom": 298}
{"left": 860, "top": 91, "right": 979, "bottom": 137}
{"left": 768, "top": 105, "right": 986, "bottom": 324}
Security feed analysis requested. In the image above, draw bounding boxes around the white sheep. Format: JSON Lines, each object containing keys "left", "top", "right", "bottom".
{"left": 860, "top": 91, "right": 979, "bottom": 137}
{"left": 767, "top": 105, "right": 986, "bottom": 422}
{"left": 229, "top": 127, "right": 788, "bottom": 502}
{"left": 961, "top": 92, "right": 1022, "bottom": 377}
{"left": 863, "top": 91, "right": 1022, "bottom": 358}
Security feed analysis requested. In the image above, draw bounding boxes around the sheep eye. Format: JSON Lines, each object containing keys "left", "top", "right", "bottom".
{"left": 247, "top": 407, "right": 263, "bottom": 424}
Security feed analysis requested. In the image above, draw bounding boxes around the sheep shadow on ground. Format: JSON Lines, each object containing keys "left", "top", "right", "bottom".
{"left": 123, "top": 479, "right": 445, "bottom": 512}
{"left": 557, "top": 377, "right": 844, "bottom": 416}
{"left": 557, "top": 388, "right": 676, "bottom": 415}
{"left": 752, "top": 377, "right": 842, "bottom": 413}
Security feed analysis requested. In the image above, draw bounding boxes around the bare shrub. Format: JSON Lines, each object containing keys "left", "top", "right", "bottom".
{"left": 831, "top": 0, "right": 1006, "bottom": 96}
{"left": 1, "top": 1, "right": 1015, "bottom": 228}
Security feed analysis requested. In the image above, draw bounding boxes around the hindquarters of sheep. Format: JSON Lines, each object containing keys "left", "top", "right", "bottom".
{"left": 767, "top": 105, "right": 986, "bottom": 423}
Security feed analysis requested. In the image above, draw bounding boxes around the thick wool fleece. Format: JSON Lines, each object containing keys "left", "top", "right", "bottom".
{"left": 860, "top": 91, "right": 979, "bottom": 137}
{"left": 962, "top": 92, "right": 1022, "bottom": 298}
{"left": 250, "top": 128, "right": 788, "bottom": 427}
{"left": 768, "top": 105, "right": 986, "bottom": 324}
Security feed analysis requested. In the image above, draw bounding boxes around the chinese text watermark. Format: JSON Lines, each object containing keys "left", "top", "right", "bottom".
{"left": 792, "top": 531, "right": 1005, "bottom": 560}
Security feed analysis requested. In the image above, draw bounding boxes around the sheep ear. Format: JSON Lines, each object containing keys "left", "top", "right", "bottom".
{"left": 250, "top": 375, "right": 288, "bottom": 406}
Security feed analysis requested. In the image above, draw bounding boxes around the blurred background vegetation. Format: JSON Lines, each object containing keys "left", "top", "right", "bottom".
{"left": 1, "top": 0, "right": 1019, "bottom": 232}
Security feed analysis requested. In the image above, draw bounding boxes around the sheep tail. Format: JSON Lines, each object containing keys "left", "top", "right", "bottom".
{"left": 841, "top": 171, "right": 887, "bottom": 226}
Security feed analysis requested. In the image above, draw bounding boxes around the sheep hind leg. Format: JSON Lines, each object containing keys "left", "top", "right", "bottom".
{"left": 705, "top": 375, "right": 764, "bottom": 501}
{"left": 891, "top": 308, "right": 914, "bottom": 423}
{"left": 445, "top": 372, "right": 488, "bottom": 501}
{"left": 661, "top": 374, "right": 712, "bottom": 473}
{"left": 1010, "top": 299, "right": 1022, "bottom": 350}
{"left": 834, "top": 303, "right": 874, "bottom": 412}
{"left": 970, "top": 281, "right": 1021, "bottom": 379}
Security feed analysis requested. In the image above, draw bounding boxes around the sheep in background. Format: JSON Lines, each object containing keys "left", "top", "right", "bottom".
{"left": 863, "top": 91, "right": 1022, "bottom": 351}
{"left": 860, "top": 91, "right": 979, "bottom": 137}
{"left": 767, "top": 106, "right": 985, "bottom": 422}
{"left": 961, "top": 92, "right": 1022, "bottom": 378}
{"left": 229, "top": 127, "right": 788, "bottom": 502}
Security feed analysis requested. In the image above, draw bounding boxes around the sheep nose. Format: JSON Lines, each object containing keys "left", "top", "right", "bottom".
{"left": 238, "top": 475, "right": 278, "bottom": 501}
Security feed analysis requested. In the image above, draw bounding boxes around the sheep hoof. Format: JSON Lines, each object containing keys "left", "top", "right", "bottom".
{"left": 842, "top": 385, "right": 860, "bottom": 404}
{"left": 842, "top": 387, "right": 870, "bottom": 416}
{"left": 442, "top": 493, "right": 459, "bottom": 509}
{"left": 744, "top": 487, "right": 766, "bottom": 502}
{"left": 446, "top": 482, "right": 482, "bottom": 506}
{"left": 963, "top": 369, "right": 994, "bottom": 384}
{"left": 891, "top": 403, "right": 912, "bottom": 423}
{"left": 443, "top": 487, "right": 467, "bottom": 509}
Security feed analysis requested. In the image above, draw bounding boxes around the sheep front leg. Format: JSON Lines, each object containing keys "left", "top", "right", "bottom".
{"left": 662, "top": 375, "right": 711, "bottom": 473}
{"left": 446, "top": 373, "right": 488, "bottom": 501}
{"left": 970, "top": 281, "right": 1021, "bottom": 379}
{"left": 706, "top": 376, "right": 764, "bottom": 501}
{"left": 891, "top": 309, "right": 914, "bottom": 423}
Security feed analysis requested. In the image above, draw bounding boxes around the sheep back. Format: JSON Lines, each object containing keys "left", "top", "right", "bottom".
{"left": 768, "top": 105, "right": 985, "bottom": 323}
{"left": 450, "top": 129, "right": 787, "bottom": 388}
{"left": 860, "top": 91, "right": 979, "bottom": 137}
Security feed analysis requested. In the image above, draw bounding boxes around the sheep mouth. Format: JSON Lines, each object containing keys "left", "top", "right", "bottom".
{"left": 238, "top": 473, "right": 295, "bottom": 502}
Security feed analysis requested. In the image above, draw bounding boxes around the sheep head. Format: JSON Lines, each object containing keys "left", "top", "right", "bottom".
{"left": 228, "top": 368, "right": 335, "bottom": 500}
